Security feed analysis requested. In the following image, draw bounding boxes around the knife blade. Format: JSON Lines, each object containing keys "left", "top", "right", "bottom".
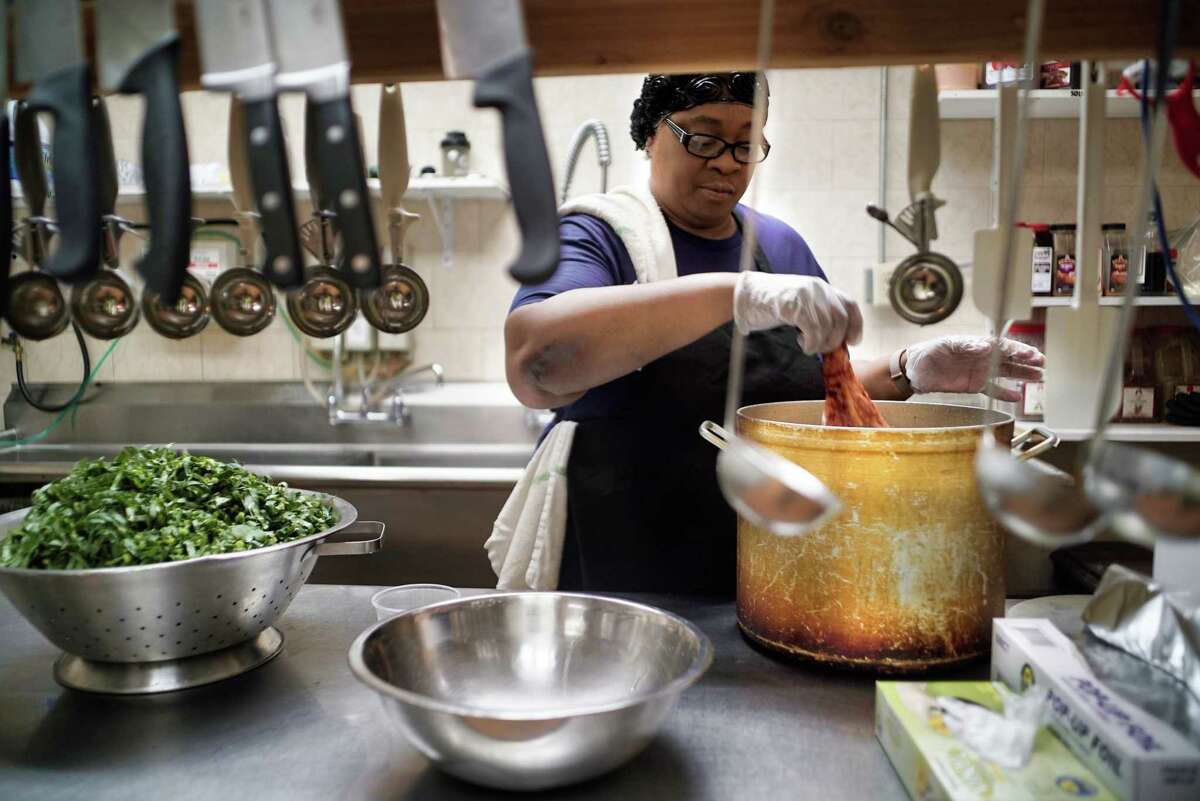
{"left": 266, "top": 0, "right": 381, "bottom": 289}
{"left": 378, "top": 84, "right": 419, "bottom": 264}
{"left": 303, "top": 97, "right": 336, "bottom": 266}
{"left": 194, "top": 0, "right": 302, "bottom": 288}
{"left": 95, "top": 0, "right": 192, "bottom": 301}
{"left": 0, "top": 7, "right": 11, "bottom": 319}
{"left": 13, "top": 101, "right": 50, "bottom": 267}
{"left": 436, "top": 0, "right": 559, "bottom": 285}
{"left": 92, "top": 95, "right": 123, "bottom": 269}
{"left": 227, "top": 99, "right": 260, "bottom": 269}
{"left": 14, "top": 0, "right": 100, "bottom": 283}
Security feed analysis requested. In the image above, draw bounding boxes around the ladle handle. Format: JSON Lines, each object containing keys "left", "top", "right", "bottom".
{"left": 1011, "top": 425, "right": 1060, "bottom": 462}
{"left": 698, "top": 420, "right": 731, "bottom": 451}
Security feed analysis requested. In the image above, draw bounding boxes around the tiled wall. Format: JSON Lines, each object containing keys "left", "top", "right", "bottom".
{"left": 5, "top": 68, "right": 1198, "bottom": 393}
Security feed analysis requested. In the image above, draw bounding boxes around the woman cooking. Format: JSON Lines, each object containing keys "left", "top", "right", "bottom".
{"left": 495, "top": 72, "right": 1044, "bottom": 595}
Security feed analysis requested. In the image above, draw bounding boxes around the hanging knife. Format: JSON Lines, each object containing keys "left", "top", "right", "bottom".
{"left": 265, "top": 0, "right": 381, "bottom": 289}
{"left": 93, "top": 96, "right": 124, "bottom": 269}
{"left": 379, "top": 83, "right": 420, "bottom": 264}
{"left": 228, "top": 98, "right": 261, "bottom": 269}
{"left": 14, "top": 0, "right": 100, "bottom": 283}
{"left": 13, "top": 101, "right": 50, "bottom": 267}
{"left": 436, "top": 0, "right": 559, "bottom": 285}
{"left": 303, "top": 97, "right": 337, "bottom": 267}
{"left": 95, "top": 0, "right": 191, "bottom": 301}
{"left": 194, "top": 0, "right": 303, "bottom": 289}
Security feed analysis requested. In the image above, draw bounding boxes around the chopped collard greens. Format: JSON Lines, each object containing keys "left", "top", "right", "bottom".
{"left": 0, "top": 447, "right": 336, "bottom": 569}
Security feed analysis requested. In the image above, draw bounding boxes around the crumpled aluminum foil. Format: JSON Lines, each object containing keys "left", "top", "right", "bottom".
{"left": 1082, "top": 563, "right": 1200, "bottom": 703}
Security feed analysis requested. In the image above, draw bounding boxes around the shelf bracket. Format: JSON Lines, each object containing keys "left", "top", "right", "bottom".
{"left": 425, "top": 195, "right": 456, "bottom": 269}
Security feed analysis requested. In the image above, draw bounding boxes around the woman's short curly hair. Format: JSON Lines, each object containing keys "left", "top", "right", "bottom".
{"left": 630, "top": 72, "right": 768, "bottom": 150}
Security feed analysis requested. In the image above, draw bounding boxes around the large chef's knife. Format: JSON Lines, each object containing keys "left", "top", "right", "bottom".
{"left": 228, "top": 99, "right": 261, "bottom": 268}
{"left": 436, "top": 0, "right": 559, "bottom": 285}
{"left": 0, "top": 6, "right": 12, "bottom": 317}
{"left": 303, "top": 98, "right": 337, "bottom": 266}
{"left": 13, "top": 101, "right": 50, "bottom": 267}
{"left": 92, "top": 95, "right": 123, "bottom": 269}
{"left": 194, "top": 0, "right": 302, "bottom": 289}
{"left": 379, "top": 84, "right": 420, "bottom": 263}
{"left": 95, "top": 0, "right": 191, "bottom": 301}
{"left": 265, "top": 0, "right": 381, "bottom": 289}
{"left": 14, "top": 0, "right": 100, "bottom": 283}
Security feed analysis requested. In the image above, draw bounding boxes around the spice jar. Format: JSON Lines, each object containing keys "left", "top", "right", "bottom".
{"left": 1050, "top": 223, "right": 1076, "bottom": 297}
{"left": 1103, "top": 223, "right": 1130, "bottom": 295}
{"left": 1023, "top": 223, "right": 1054, "bottom": 296}
{"left": 439, "top": 130, "right": 470, "bottom": 177}
{"left": 1116, "top": 328, "right": 1159, "bottom": 423}
{"left": 1152, "top": 326, "right": 1200, "bottom": 403}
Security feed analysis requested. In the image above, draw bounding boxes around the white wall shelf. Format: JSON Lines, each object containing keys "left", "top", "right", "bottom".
{"left": 1030, "top": 295, "right": 1187, "bottom": 308}
{"left": 939, "top": 89, "right": 1200, "bottom": 120}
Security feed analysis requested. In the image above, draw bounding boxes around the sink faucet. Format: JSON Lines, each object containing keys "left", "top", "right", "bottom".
{"left": 328, "top": 356, "right": 446, "bottom": 426}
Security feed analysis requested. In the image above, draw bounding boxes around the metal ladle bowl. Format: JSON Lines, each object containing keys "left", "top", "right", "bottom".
{"left": 286, "top": 267, "right": 357, "bottom": 339}
{"left": 1083, "top": 441, "right": 1200, "bottom": 542}
{"left": 142, "top": 273, "right": 211, "bottom": 339}
{"left": 5, "top": 271, "right": 70, "bottom": 341}
{"left": 70, "top": 271, "right": 139, "bottom": 339}
{"left": 359, "top": 264, "right": 428, "bottom": 334}
{"left": 699, "top": 421, "right": 841, "bottom": 537}
{"left": 211, "top": 268, "right": 277, "bottom": 337}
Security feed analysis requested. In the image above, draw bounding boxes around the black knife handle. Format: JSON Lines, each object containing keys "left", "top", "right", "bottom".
{"left": 25, "top": 64, "right": 100, "bottom": 283}
{"left": 472, "top": 50, "right": 560, "bottom": 286}
{"left": 93, "top": 96, "right": 118, "bottom": 215}
{"left": 243, "top": 97, "right": 303, "bottom": 289}
{"left": 311, "top": 95, "right": 381, "bottom": 289}
{"left": 0, "top": 107, "right": 12, "bottom": 320}
{"left": 13, "top": 101, "right": 48, "bottom": 217}
{"left": 119, "top": 37, "right": 192, "bottom": 302}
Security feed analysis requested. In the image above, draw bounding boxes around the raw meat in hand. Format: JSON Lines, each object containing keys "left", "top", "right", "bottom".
{"left": 822, "top": 344, "right": 889, "bottom": 428}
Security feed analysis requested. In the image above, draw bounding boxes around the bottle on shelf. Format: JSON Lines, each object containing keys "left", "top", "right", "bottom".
{"left": 1116, "top": 328, "right": 1159, "bottom": 423}
{"left": 1024, "top": 223, "right": 1055, "bottom": 297}
{"left": 1140, "top": 211, "right": 1168, "bottom": 295}
{"left": 1102, "top": 223, "right": 1130, "bottom": 296}
{"left": 1050, "top": 223, "right": 1076, "bottom": 297}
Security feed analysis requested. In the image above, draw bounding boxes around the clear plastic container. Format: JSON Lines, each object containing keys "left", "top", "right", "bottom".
{"left": 371, "top": 584, "right": 460, "bottom": 620}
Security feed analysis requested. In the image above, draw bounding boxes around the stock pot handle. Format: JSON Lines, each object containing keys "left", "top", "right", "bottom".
{"left": 315, "top": 521, "right": 385, "bottom": 556}
{"left": 1011, "top": 426, "right": 1060, "bottom": 462}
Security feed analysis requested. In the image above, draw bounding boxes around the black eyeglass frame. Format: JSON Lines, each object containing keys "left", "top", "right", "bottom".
{"left": 661, "top": 117, "right": 771, "bottom": 164}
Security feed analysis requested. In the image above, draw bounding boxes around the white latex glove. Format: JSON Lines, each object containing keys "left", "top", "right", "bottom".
{"left": 733, "top": 272, "right": 863, "bottom": 355}
{"left": 904, "top": 335, "right": 1045, "bottom": 401}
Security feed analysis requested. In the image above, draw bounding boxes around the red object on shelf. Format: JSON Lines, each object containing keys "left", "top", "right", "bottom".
{"left": 1118, "top": 60, "right": 1200, "bottom": 180}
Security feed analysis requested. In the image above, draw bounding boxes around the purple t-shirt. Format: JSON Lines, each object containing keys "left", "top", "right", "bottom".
{"left": 509, "top": 205, "right": 826, "bottom": 419}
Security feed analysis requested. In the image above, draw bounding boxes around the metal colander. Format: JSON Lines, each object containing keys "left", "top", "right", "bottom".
{"left": 0, "top": 490, "right": 381, "bottom": 663}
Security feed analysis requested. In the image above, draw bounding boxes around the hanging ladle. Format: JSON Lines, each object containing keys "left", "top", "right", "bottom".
{"left": 695, "top": 0, "right": 840, "bottom": 537}
{"left": 973, "top": 0, "right": 1108, "bottom": 547}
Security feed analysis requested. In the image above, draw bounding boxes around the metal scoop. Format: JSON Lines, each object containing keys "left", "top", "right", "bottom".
{"left": 695, "top": 0, "right": 840, "bottom": 537}
{"left": 699, "top": 421, "right": 840, "bottom": 536}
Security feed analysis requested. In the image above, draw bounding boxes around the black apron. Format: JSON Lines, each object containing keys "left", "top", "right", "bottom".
{"left": 558, "top": 216, "right": 826, "bottom": 596}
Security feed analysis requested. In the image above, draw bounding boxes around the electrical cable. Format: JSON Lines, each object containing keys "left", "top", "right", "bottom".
{"left": 1136, "top": 54, "right": 1200, "bottom": 335}
{"left": 13, "top": 322, "right": 93, "bottom": 413}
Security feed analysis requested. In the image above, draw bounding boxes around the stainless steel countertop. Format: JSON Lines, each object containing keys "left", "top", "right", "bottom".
{"left": 0, "top": 585, "right": 983, "bottom": 800}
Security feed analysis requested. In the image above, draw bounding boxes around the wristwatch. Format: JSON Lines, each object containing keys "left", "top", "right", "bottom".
{"left": 889, "top": 348, "right": 912, "bottom": 396}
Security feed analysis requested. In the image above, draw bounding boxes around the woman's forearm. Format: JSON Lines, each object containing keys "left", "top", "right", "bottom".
{"left": 505, "top": 273, "right": 739, "bottom": 408}
{"left": 856, "top": 353, "right": 913, "bottom": 402}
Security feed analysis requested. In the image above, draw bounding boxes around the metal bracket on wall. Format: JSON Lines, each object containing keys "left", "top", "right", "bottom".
{"left": 424, "top": 195, "right": 456, "bottom": 268}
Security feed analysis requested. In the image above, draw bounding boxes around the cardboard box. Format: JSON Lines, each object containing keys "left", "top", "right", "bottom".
{"left": 876, "top": 681, "right": 1117, "bottom": 801}
{"left": 992, "top": 618, "right": 1200, "bottom": 801}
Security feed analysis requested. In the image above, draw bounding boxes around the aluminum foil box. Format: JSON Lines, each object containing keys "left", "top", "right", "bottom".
{"left": 992, "top": 618, "right": 1200, "bottom": 801}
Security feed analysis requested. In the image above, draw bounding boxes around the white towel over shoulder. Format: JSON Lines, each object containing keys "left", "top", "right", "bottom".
{"left": 486, "top": 184, "right": 671, "bottom": 591}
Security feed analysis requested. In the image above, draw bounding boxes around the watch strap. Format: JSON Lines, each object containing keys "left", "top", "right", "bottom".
{"left": 889, "top": 348, "right": 912, "bottom": 395}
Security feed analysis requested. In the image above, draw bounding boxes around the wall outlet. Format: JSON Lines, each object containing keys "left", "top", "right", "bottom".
{"left": 865, "top": 261, "right": 900, "bottom": 306}
{"left": 187, "top": 237, "right": 239, "bottom": 285}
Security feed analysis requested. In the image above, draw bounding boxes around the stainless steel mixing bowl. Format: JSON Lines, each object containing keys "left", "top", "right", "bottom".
{"left": 348, "top": 592, "right": 713, "bottom": 791}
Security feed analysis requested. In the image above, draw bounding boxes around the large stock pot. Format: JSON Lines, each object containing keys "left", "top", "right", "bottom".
{"left": 736, "top": 400, "right": 1042, "bottom": 672}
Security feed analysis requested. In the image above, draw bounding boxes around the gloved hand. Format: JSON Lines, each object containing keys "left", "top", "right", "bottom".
{"left": 904, "top": 335, "right": 1045, "bottom": 401}
{"left": 733, "top": 272, "right": 863, "bottom": 354}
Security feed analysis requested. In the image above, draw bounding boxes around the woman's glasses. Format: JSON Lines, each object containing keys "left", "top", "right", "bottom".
{"left": 662, "top": 118, "right": 771, "bottom": 164}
